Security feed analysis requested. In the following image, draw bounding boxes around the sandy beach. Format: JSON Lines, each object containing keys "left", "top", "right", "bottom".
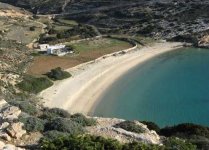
{"left": 40, "top": 42, "right": 184, "bottom": 114}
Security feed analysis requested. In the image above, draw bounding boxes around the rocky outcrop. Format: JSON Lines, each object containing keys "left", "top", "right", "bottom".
{"left": 0, "top": 141, "right": 25, "bottom": 150}
{"left": 86, "top": 117, "right": 161, "bottom": 145}
{"left": 0, "top": 73, "right": 20, "bottom": 87}
{"left": 198, "top": 34, "right": 209, "bottom": 48}
{"left": 0, "top": 99, "right": 7, "bottom": 108}
{"left": 0, "top": 99, "right": 25, "bottom": 138}
{"left": 0, "top": 131, "right": 11, "bottom": 141}
{"left": 0, "top": 99, "right": 26, "bottom": 150}
{"left": 6, "top": 122, "right": 26, "bottom": 139}
{"left": 1, "top": 106, "right": 21, "bottom": 121}
{"left": 0, "top": 61, "right": 10, "bottom": 71}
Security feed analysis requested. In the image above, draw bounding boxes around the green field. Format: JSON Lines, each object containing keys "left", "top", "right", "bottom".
{"left": 67, "top": 38, "right": 132, "bottom": 54}
{"left": 52, "top": 19, "right": 78, "bottom": 31}
{"left": 56, "top": 19, "right": 78, "bottom": 26}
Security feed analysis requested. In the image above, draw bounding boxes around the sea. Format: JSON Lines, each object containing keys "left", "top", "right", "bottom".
{"left": 93, "top": 47, "right": 209, "bottom": 127}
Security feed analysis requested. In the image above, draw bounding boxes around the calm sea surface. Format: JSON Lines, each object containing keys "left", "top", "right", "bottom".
{"left": 93, "top": 47, "right": 209, "bottom": 127}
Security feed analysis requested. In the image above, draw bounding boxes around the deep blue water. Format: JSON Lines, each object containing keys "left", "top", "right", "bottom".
{"left": 93, "top": 48, "right": 209, "bottom": 127}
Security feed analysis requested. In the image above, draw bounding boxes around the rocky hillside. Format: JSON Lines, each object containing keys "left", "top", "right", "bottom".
{"left": 63, "top": 0, "right": 209, "bottom": 45}
{"left": 2, "top": 0, "right": 209, "bottom": 47}
{"left": 86, "top": 117, "right": 161, "bottom": 144}
{"left": 0, "top": 0, "right": 66, "bottom": 14}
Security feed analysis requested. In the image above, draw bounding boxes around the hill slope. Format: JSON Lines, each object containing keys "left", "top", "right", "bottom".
{"left": 1, "top": 0, "right": 209, "bottom": 46}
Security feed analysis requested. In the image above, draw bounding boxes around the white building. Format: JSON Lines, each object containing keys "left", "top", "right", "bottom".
{"left": 39, "top": 44, "right": 50, "bottom": 51}
{"left": 47, "top": 45, "right": 66, "bottom": 55}
{"left": 38, "top": 44, "right": 72, "bottom": 56}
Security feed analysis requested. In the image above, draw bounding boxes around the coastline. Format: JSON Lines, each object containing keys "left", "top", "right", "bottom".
{"left": 40, "top": 42, "right": 184, "bottom": 114}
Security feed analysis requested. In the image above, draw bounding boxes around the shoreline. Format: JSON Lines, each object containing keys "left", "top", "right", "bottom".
{"left": 40, "top": 42, "right": 184, "bottom": 114}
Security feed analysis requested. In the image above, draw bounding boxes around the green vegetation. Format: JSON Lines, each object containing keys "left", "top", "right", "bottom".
{"left": 40, "top": 108, "right": 71, "bottom": 120}
{"left": 40, "top": 134, "right": 196, "bottom": 150}
{"left": 45, "top": 67, "right": 72, "bottom": 80}
{"left": 51, "top": 18, "right": 78, "bottom": 32}
{"left": 114, "top": 121, "right": 145, "bottom": 134}
{"left": 0, "top": 49, "right": 3, "bottom": 55}
{"left": 141, "top": 121, "right": 160, "bottom": 133}
{"left": 39, "top": 20, "right": 98, "bottom": 44}
{"left": 16, "top": 106, "right": 100, "bottom": 145}
{"left": 69, "top": 37, "right": 132, "bottom": 54}
{"left": 71, "top": 113, "right": 97, "bottom": 127}
{"left": 56, "top": 24, "right": 97, "bottom": 39}
{"left": 19, "top": 116, "right": 45, "bottom": 132}
{"left": 16, "top": 75, "right": 53, "bottom": 94}
{"left": 44, "top": 118, "right": 84, "bottom": 134}
{"left": 56, "top": 19, "right": 78, "bottom": 26}
{"left": 30, "top": 52, "right": 41, "bottom": 57}
{"left": 32, "top": 110, "right": 207, "bottom": 150}
{"left": 132, "top": 35, "right": 156, "bottom": 46}
{"left": 40, "top": 135, "right": 123, "bottom": 150}
{"left": 39, "top": 34, "right": 58, "bottom": 44}
{"left": 7, "top": 102, "right": 201, "bottom": 150}
{"left": 123, "top": 142, "right": 162, "bottom": 150}
{"left": 163, "top": 137, "right": 197, "bottom": 150}
{"left": 160, "top": 123, "right": 209, "bottom": 138}
{"left": 29, "top": 26, "right": 36, "bottom": 31}
{"left": 43, "top": 130, "right": 69, "bottom": 140}
{"left": 10, "top": 101, "right": 38, "bottom": 115}
{"left": 160, "top": 123, "right": 209, "bottom": 150}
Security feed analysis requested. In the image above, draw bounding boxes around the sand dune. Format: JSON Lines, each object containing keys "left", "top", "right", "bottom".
{"left": 40, "top": 42, "right": 184, "bottom": 114}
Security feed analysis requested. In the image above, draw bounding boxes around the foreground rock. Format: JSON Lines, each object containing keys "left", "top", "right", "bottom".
{"left": 1, "top": 106, "right": 21, "bottom": 121}
{"left": 6, "top": 122, "right": 26, "bottom": 139}
{"left": 0, "top": 99, "right": 26, "bottom": 150}
{"left": 0, "top": 141, "right": 25, "bottom": 150}
{"left": 0, "top": 141, "right": 24, "bottom": 150}
{"left": 86, "top": 117, "right": 161, "bottom": 144}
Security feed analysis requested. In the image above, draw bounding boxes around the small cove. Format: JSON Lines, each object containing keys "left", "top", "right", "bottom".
{"left": 93, "top": 47, "right": 209, "bottom": 127}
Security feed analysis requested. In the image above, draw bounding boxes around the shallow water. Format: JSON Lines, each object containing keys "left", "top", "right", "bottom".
{"left": 93, "top": 47, "right": 209, "bottom": 127}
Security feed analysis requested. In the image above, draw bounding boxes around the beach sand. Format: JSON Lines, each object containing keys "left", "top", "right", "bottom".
{"left": 40, "top": 42, "right": 184, "bottom": 114}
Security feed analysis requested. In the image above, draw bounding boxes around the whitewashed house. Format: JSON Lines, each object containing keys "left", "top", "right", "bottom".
{"left": 38, "top": 44, "right": 72, "bottom": 56}
{"left": 47, "top": 45, "right": 66, "bottom": 56}
{"left": 39, "top": 44, "right": 50, "bottom": 51}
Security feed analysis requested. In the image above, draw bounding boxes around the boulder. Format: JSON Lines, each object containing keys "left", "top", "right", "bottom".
{"left": 0, "top": 122, "right": 9, "bottom": 130}
{"left": 0, "top": 73, "right": 19, "bottom": 86}
{"left": 2, "top": 144, "right": 16, "bottom": 150}
{"left": 2, "top": 144, "right": 25, "bottom": 150}
{"left": 0, "top": 121, "right": 10, "bottom": 141}
{"left": 0, "top": 141, "right": 5, "bottom": 149}
{"left": 0, "top": 132, "right": 11, "bottom": 141}
{"left": 0, "top": 99, "right": 7, "bottom": 108}
{"left": 86, "top": 117, "right": 162, "bottom": 144}
{"left": 6, "top": 122, "right": 26, "bottom": 139}
{"left": 1, "top": 106, "right": 21, "bottom": 121}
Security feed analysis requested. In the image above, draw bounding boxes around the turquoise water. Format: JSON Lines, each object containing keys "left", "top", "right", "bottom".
{"left": 93, "top": 48, "right": 209, "bottom": 127}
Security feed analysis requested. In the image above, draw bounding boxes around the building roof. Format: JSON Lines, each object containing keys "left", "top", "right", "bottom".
{"left": 48, "top": 45, "right": 65, "bottom": 50}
